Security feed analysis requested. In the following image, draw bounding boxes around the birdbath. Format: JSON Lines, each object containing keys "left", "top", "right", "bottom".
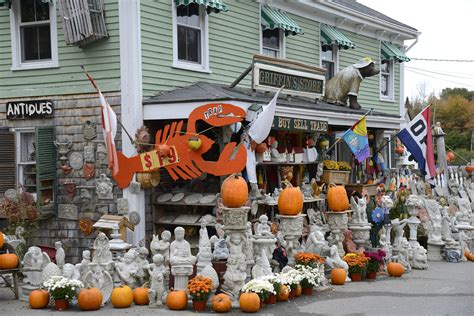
{"left": 326, "top": 210, "right": 351, "bottom": 256}
{"left": 405, "top": 195, "right": 422, "bottom": 247}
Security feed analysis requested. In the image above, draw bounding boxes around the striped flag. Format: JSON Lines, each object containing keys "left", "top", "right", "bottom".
{"left": 342, "top": 114, "right": 370, "bottom": 162}
{"left": 82, "top": 67, "right": 119, "bottom": 176}
{"left": 398, "top": 106, "right": 435, "bottom": 180}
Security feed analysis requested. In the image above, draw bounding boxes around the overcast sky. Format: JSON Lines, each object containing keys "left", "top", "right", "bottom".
{"left": 358, "top": 0, "right": 474, "bottom": 101}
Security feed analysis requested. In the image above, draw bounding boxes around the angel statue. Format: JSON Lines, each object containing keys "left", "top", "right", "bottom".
{"left": 84, "top": 263, "right": 113, "bottom": 305}
{"left": 92, "top": 232, "right": 113, "bottom": 264}
{"left": 23, "top": 246, "right": 51, "bottom": 286}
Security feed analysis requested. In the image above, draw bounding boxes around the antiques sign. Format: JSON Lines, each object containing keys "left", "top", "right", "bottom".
{"left": 272, "top": 116, "right": 328, "bottom": 132}
{"left": 7, "top": 100, "right": 54, "bottom": 120}
{"left": 252, "top": 55, "right": 326, "bottom": 99}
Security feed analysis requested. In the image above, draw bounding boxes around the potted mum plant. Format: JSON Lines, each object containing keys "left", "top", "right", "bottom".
{"left": 43, "top": 276, "right": 83, "bottom": 310}
{"left": 278, "top": 269, "right": 303, "bottom": 299}
{"left": 187, "top": 275, "right": 213, "bottom": 312}
{"left": 295, "top": 264, "right": 323, "bottom": 295}
{"left": 294, "top": 252, "right": 325, "bottom": 267}
{"left": 364, "top": 249, "right": 386, "bottom": 280}
{"left": 241, "top": 277, "right": 275, "bottom": 307}
{"left": 342, "top": 253, "right": 369, "bottom": 282}
{"left": 260, "top": 275, "right": 280, "bottom": 304}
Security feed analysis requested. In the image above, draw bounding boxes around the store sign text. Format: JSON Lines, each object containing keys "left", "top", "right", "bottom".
{"left": 272, "top": 116, "right": 328, "bottom": 132}
{"left": 258, "top": 69, "right": 324, "bottom": 94}
{"left": 7, "top": 100, "right": 54, "bottom": 120}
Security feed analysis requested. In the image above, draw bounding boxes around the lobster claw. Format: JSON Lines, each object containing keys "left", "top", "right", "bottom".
{"left": 197, "top": 142, "right": 246, "bottom": 176}
{"left": 187, "top": 103, "right": 246, "bottom": 133}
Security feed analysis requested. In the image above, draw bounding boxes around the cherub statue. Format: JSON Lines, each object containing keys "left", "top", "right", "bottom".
{"left": 146, "top": 254, "right": 170, "bottom": 293}
{"left": 92, "top": 232, "right": 113, "bottom": 264}
{"left": 62, "top": 263, "right": 80, "bottom": 280}
{"left": 350, "top": 196, "right": 368, "bottom": 224}
{"left": 75, "top": 250, "right": 91, "bottom": 282}
{"left": 397, "top": 238, "right": 412, "bottom": 272}
{"left": 84, "top": 263, "right": 113, "bottom": 305}
{"left": 305, "top": 226, "right": 328, "bottom": 255}
{"left": 146, "top": 254, "right": 167, "bottom": 307}
{"left": 226, "top": 233, "right": 245, "bottom": 261}
{"left": 55, "top": 241, "right": 65, "bottom": 270}
{"left": 136, "top": 247, "right": 150, "bottom": 284}
{"left": 256, "top": 214, "right": 273, "bottom": 237}
{"left": 115, "top": 250, "right": 139, "bottom": 288}
{"left": 392, "top": 218, "right": 408, "bottom": 248}
{"left": 23, "top": 246, "right": 51, "bottom": 286}
{"left": 151, "top": 230, "right": 171, "bottom": 265}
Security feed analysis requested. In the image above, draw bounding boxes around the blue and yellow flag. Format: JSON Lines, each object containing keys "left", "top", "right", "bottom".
{"left": 342, "top": 115, "right": 370, "bottom": 162}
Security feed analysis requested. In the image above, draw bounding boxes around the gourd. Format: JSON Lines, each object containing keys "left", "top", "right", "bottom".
{"left": 166, "top": 290, "right": 188, "bottom": 310}
{"left": 239, "top": 292, "right": 260, "bottom": 313}
{"left": 111, "top": 285, "right": 133, "bottom": 308}
{"left": 294, "top": 284, "right": 302, "bottom": 297}
{"left": 211, "top": 293, "right": 232, "bottom": 313}
{"left": 133, "top": 287, "right": 149, "bottom": 305}
{"left": 277, "top": 284, "right": 289, "bottom": 301}
{"left": 78, "top": 287, "right": 103, "bottom": 311}
{"left": 29, "top": 289, "right": 49, "bottom": 309}
{"left": 327, "top": 184, "right": 349, "bottom": 212}
{"left": 221, "top": 174, "right": 248, "bottom": 208}
{"left": 278, "top": 182, "right": 304, "bottom": 215}
{"left": 330, "top": 268, "right": 347, "bottom": 285}
{"left": 387, "top": 262, "right": 405, "bottom": 277}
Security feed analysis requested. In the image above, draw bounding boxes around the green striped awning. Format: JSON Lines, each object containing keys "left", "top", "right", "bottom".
{"left": 320, "top": 24, "right": 355, "bottom": 49}
{"left": 0, "top": 0, "right": 54, "bottom": 7}
{"left": 175, "top": 0, "right": 227, "bottom": 14}
{"left": 261, "top": 5, "right": 302, "bottom": 36}
{"left": 381, "top": 41, "right": 410, "bottom": 62}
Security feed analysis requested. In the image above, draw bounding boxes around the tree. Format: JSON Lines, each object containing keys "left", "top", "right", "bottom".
{"left": 440, "top": 87, "right": 474, "bottom": 102}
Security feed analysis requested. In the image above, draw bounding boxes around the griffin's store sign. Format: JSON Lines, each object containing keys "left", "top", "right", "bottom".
{"left": 7, "top": 100, "right": 54, "bottom": 120}
{"left": 272, "top": 116, "right": 328, "bottom": 132}
{"left": 252, "top": 55, "right": 326, "bottom": 99}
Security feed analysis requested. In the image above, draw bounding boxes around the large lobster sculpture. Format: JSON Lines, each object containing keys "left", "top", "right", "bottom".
{"left": 113, "top": 103, "right": 247, "bottom": 189}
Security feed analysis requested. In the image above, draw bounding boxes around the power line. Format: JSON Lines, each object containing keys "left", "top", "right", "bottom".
{"left": 410, "top": 58, "right": 474, "bottom": 62}
{"left": 406, "top": 66, "right": 474, "bottom": 80}
{"left": 406, "top": 68, "right": 474, "bottom": 88}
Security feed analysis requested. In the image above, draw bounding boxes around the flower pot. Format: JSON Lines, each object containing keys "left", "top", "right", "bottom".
{"left": 295, "top": 285, "right": 302, "bottom": 297}
{"left": 192, "top": 300, "right": 207, "bottom": 312}
{"left": 264, "top": 294, "right": 277, "bottom": 305}
{"left": 54, "top": 299, "right": 69, "bottom": 311}
{"left": 288, "top": 289, "right": 296, "bottom": 300}
{"left": 349, "top": 273, "right": 362, "bottom": 282}
{"left": 301, "top": 287, "right": 313, "bottom": 295}
{"left": 366, "top": 271, "right": 377, "bottom": 280}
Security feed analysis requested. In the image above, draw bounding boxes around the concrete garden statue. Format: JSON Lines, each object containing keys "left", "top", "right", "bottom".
{"left": 92, "top": 232, "right": 113, "bottom": 264}
{"left": 115, "top": 250, "right": 139, "bottom": 288}
{"left": 411, "top": 245, "right": 429, "bottom": 270}
{"left": 305, "top": 225, "right": 328, "bottom": 255}
{"left": 350, "top": 196, "right": 368, "bottom": 224}
{"left": 325, "top": 245, "right": 350, "bottom": 282}
{"left": 23, "top": 246, "right": 51, "bottom": 286}
{"left": 170, "top": 227, "right": 195, "bottom": 290}
{"left": 62, "top": 263, "right": 80, "bottom": 280}
{"left": 146, "top": 254, "right": 170, "bottom": 294}
{"left": 55, "top": 241, "right": 65, "bottom": 270}
{"left": 256, "top": 214, "right": 273, "bottom": 237}
{"left": 150, "top": 230, "right": 171, "bottom": 265}
{"left": 84, "top": 263, "right": 113, "bottom": 305}
{"left": 135, "top": 247, "right": 150, "bottom": 284}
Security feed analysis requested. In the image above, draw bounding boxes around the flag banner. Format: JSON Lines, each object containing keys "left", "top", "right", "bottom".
{"left": 398, "top": 106, "right": 436, "bottom": 180}
{"left": 248, "top": 87, "right": 283, "bottom": 144}
{"left": 342, "top": 115, "right": 370, "bottom": 162}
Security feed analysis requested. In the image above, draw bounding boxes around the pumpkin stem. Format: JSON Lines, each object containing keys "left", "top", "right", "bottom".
{"left": 282, "top": 180, "right": 293, "bottom": 188}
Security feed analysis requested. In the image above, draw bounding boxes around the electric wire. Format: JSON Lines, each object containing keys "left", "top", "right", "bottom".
{"left": 405, "top": 66, "right": 474, "bottom": 80}
{"left": 410, "top": 58, "right": 474, "bottom": 62}
{"left": 405, "top": 68, "right": 474, "bottom": 88}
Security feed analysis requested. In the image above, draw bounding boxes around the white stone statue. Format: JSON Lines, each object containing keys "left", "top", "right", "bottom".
{"left": 251, "top": 248, "right": 272, "bottom": 279}
{"left": 256, "top": 214, "right": 273, "bottom": 237}
{"left": 54, "top": 241, "right": 65, "bottom": 270}
{"left": 222, "top": 232, "right": 247, "bottom": 300}
{"left": 136, "top": 247, "right": 149, "bottom": 285}
{"left": 115, "top": 250, "right": 139, "bottom": 288}
{"left": 350, "top": 196, "right": 368, "bottom": 224}
{"left": 23, "top": 246, "right": 51, "bottom": 286}
{"left": 146, "top": 254, "right": 170, "bottom": 294}
{"left": 150, "top": 230, "right": 171, "bottom": 265}
{"left": 396, "top": 238, "right": 412, "bottom": 272}
{"left": 379, "top": 229, "right": 392, "bottom": 262}
{"left": 244, "top": 222, "right": 255, "bottom": 266}
{"left": 196, "top": 224, "right": 213, "bottom": 274}
{"left": 96, "top": 174, "right": 114, "bottom": 200}
{"left": 75, "top": 250, "right": 91, "bottom": 282}
{"left": 441, "top": 207, "right": 456, "bottom": 242}
{"left": 307, "top": 208, "right": 324, "bottom": 227}
{"left": 92, "top": 232, "right": 113, "bottom": 264}
{"left": 41, "top": 262, "right": 62, "bottom": 283}
{"left": 212, "top": 223, "right": 229, "bottom": 260}
{"left": 201, "top": 263, "right": 220, "bottom": 292}
{"left": 62, "top": 263, "right": 80, "bottom": 280}
{"left": 325, "top": 245, "right": 350, "bottom": 282}
{"left": 411, "top": 245, "right": 428, "bottom": 270}
{"left": 455, "top": 198, "right": 472, "bottom": 227}
{"left": 428, "top": 209, "right": 444, "bottom": 245}
{"left": 170, "top": 227, "right": 196, "bottom": 266}
{"left": 305, "top": 225, "right": 328, "bottom": 255}
{"left": 392, "top": 218, "right": 408, "bottom": 248}
{"left": 84, "top": 263, "right": 113, "bottom": 305}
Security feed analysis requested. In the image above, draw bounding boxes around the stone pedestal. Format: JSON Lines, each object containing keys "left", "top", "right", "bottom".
{"left": 384, "top": 224, "right": 393, "bottom": 245}
{"left": 19, "top": 284, "right": 38, "bottom": 302}
{"left": 276, "top": 214, "right": 306, "bottom": 266}
{"left": 348, "top": 223, "right": 372, "bottom": 249}
{"left": 171, "top": 265, "right": 193, "bottom": 290}
{"left": 252, "top": 237, "right": 277, "bottom": 260}
{"left": 407, "top": 216, "right": 421, "bottom": 247}
{"left": 427, "top": 243, "right": 444, "bottom": 261}
{"left": 326, "top": 211, "right": 351, "bottom": 256}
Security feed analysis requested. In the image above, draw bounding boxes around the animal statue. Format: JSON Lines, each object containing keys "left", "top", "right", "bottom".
{"left": 350, "top": 196, "right": 368, "bottom": 224}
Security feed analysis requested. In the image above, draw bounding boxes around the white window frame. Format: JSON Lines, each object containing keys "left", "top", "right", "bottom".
{"left": 260, "top": 27, "right": 285, "bottom": 58}
{"left": 320, "top": 43, "right": 339, "bottom": 80}
{"left": 12, "top": 128, "right": 36, "bottom": 193}
{"left": 172, "top": 0, "right": 210, "bottom": 73}
{"left": 379, "top": 58, "right": 395, "bottom": 102}
{"left": 9, "top": 0, "right": 59, "bottom": 71}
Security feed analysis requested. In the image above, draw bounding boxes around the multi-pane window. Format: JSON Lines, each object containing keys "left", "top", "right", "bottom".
{"left": 176, "top": 3, "right": 202, "bottom": 64}
{"left": 262, "top": 29, "right": 282, "bottom": 58}
{"left": 380, "top": 59, "right": 394, "bottom": 99}
{"left": 19, "top": 0, "right": 52, "bottom": 62}
{"left": 17, "top": 131, "right": 36, "bottom": 193}
{"left": 321, "top": 45, "right": 337, "bottom": 81}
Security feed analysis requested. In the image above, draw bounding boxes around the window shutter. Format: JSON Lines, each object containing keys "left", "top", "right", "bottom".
{"left": 35, "top": 126, "right": 57, "bottom": 218}
{"left": 0, "top": 131, "right": 16, "bottom": 196}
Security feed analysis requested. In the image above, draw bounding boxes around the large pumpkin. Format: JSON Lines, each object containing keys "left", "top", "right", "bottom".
{"left": 133, "top": 287, "right": 149, "bottom": 305}
{"left": 277, "top": 284, "right": 289, "bottom": 301}
{"left": 239, "top": 292, "right": 260, "bottom": 313}
{"left": 0, "top": 253, "right": 19, "bottom": 270}
{"left": 166, "top": 290, "right": 188, "bottom": 310}
{"left": 278, "top": 184, "right": 304, "bottom": 215}
{"left": 111, "top": 285, "right": 133, "bottom": 308}
{"left": 327, "top": 184, "right": 349, "bottom": 212}
{"left": 330, "top": 268, "right": 347, "bottom": 285}
{"left": 78, "top": 287, "right": 103, "bottom": 311}
{"left": 0, "top": 231, "right": 4, "bottom": 249}
{"left": 212, "top": 293, "right": 232, "bottom": 313}
{"left": 446, "top": 151, "right": 455, "bottom": 161}
{"left": 29, "top": 289, "right": 49, "bottom": 309}
{"left": 466, "top": 165, "right": 474, "bottom": 173}
{"left": 255, "top": 143, "right": 267, "bottom": 154}
{"left": 221, "top": 174, "right": 248, "bottom": 208}
{"left": 387, "top": 262, "right": 405, "bottom": 277}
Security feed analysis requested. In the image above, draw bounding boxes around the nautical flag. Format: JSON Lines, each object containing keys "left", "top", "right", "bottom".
{"left": 248, "top": 87, "right": 283, "bottom": 144}
{"left": 342, "top": 115, "right": 370, "bottom": 162}
{"left": 82, "top": 67, "right": 119, "bottom": 176}
{"left": 397, "top": 106, "right": 436, "bottom": 180}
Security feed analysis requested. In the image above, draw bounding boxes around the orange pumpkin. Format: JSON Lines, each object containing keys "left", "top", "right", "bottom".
{"left": 465, "top": 165, "right": 474, "bottom": 173}
{"left": 239, "top": 292, "right": 260, "bottom": 313}
{"left": 211, "top": 293, "right": 232, "bottom": 313}
{"left": 327, "top": 184, "right": 349, "bottom": 212}
{"left": 255, "top": 143, "right": 267, "bottom": 154}
{"left": 78, "top": 287, "right": 103, "bottom": 311}
{"left": 133, "top": 287, "right": 149, "bottom": 305}
{"left": 221, "top": 174, "right": 248, "bottom": 208}
{"left": 331, "top": 268, "right": 347, "bottom": 285}
{"left": 387, "top": 262, "right": 405, "bottom": 277}
{"left": 294, "top": 284, "right": 302, "bottom": 297}
{"left": 447, "top": 151, "right": 455, "bottom": 161}
{"left": 111, "top": 285, "right": 133, "bottom": 308}
{"left": 0, "top": 231, "right": 4, "bottom": 249}
{"left": 278, "top": 184, "right": 304, "bottom": 216}
{"left": 0, "top": 253, "right": 19, "bottom": 270}
{"left": 277, "top": 284, "right": 289, "bottom": 301}
{"left": 29, "top": 289, "right": 49, "bottom": 309}
{"left": 166, "top": 290, "right": 188, "bottom": 310}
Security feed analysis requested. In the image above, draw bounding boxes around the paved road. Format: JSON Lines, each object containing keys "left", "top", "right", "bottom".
{"left": 0, "top": 261, "right": 472, "bottom": 316}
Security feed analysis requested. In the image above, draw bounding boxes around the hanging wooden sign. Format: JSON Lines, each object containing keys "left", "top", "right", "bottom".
{"left": 113, "top": 103, "right": 247, "bottom": 189}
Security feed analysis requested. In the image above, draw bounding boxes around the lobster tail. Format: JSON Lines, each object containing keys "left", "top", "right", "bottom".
{"left": 113, "top": 151, "right": 143, "bottom": 189}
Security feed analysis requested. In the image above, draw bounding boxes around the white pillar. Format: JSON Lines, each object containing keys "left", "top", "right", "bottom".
{"left": 119, "top": 0, "right": 144, "bottom": 245}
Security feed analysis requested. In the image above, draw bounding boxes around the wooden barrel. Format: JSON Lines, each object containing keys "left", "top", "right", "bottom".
{"left": 136, "top": 171, "right": 160, "bottom": 189}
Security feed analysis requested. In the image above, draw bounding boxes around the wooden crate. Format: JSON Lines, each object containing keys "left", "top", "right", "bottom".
{"left": 345, "top": 184, "right": 378, "bottom": 196}
{"left": 321, "top": 170, "right": 350, "bottom": 185}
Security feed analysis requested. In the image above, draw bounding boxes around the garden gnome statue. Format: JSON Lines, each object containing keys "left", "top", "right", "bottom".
{"left": 55, "top": 241, "right": 65, "bottom": 270}
{"left": 170, "top": 227, "right": 196, "bottom": 290}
